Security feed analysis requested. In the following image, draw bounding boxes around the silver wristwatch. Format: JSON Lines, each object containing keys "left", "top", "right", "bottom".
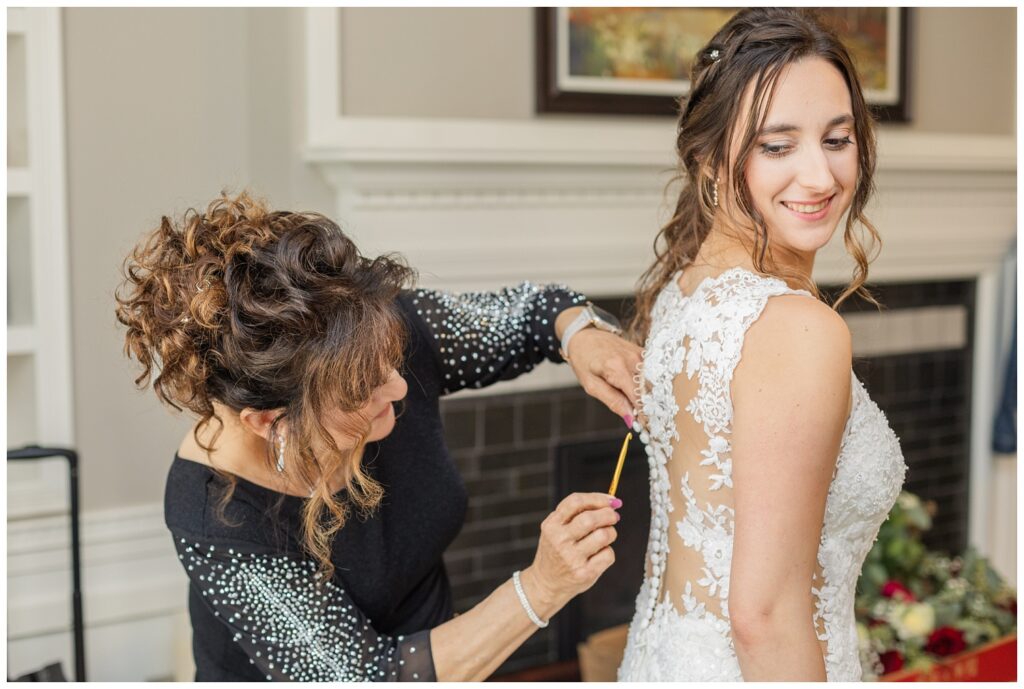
{"left": 559, "top": 302, "right": 623, "bottom": 360}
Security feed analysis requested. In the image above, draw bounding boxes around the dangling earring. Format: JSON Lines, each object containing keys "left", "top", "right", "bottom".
{"left": 274, "top": 431, "right": 286, "bottom": 473}
{"left": 712, "top": 176, "right": 720, "bottom": 208}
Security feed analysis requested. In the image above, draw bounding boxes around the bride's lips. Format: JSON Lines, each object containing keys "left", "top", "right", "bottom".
{"left": 372, "top": 403, "right": 393, "bottom": 421}
{"left": 781, "top": 194, "right": 835, "bottom": 221}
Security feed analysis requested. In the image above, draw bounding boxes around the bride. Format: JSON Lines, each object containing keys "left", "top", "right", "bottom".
{"left": 618, "top": 8, "right": 907, "bottom": 681}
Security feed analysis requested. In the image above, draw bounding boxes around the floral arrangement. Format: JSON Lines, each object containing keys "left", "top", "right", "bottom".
{"left": 855, "top": 492, "right": 1017, "bottom": 679}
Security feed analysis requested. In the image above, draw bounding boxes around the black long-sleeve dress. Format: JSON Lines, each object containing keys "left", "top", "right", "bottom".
{"left": 164, "top": 284, "right": 586, "bottom": 681}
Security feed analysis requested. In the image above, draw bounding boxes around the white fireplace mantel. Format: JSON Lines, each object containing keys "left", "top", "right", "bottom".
{"left": 304, "top": 9, "right": 1015, "bottom": 296}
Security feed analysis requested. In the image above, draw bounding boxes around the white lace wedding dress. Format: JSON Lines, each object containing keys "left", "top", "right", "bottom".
{"left": 618, "top": 266, "right": 907, "bottom": 682}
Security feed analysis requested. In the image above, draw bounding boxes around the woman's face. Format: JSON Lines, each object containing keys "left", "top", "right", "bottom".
{"left": 326, "top": 368, "right": 409, "bottom": 449}
{"left": 729, "top": 56, "right": 859, "bottom": 259}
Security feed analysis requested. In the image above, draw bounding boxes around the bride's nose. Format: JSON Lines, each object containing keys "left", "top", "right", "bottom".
{"left": 796, "top": 146, "right": 836, "bottom": 195}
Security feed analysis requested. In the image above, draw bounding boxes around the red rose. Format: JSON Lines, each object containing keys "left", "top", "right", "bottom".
{"left": 881, "top": 580, "right": 916, "bottom": 602}
{"left": 879, "top": 650, "right": 904, "bottom": 674}
{"left": 925, "top": 626, "right": 967, "bottom": 657}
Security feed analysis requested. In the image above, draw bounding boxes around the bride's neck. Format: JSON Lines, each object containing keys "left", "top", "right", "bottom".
{"left": 693, "top": 223, "right": 815, "bottom": 279}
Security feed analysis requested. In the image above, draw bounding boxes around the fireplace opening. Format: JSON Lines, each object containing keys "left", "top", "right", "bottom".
{"left": 553, "top": 435, "right": 651, "bottom": 662}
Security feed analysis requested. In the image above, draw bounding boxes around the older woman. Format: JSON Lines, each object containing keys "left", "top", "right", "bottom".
{"left": 116, "top": 192, "right": 641, "bottom": 681}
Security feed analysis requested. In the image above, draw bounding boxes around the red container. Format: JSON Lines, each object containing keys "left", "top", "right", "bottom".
{"left": 880, "top": 635, "right": 1016, "bottom": 682}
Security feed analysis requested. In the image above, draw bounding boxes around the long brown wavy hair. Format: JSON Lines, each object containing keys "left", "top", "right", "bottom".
{"left": 116, "top": 191, "right": 415, "bottom": 577}
{"left": 631, "top": 7, "right": 881, "bottom": 341}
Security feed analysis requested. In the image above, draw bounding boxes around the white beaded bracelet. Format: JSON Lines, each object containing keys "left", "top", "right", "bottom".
{"left": 512, "top": 570, "right": 549, "bottom": 629}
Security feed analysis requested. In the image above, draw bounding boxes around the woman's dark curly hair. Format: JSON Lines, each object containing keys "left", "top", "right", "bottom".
{"left": 115, "top": 191, "right": 415, "bottom": 576}
{"left": 631, "top": 7, "right": 881, "bottom": 341}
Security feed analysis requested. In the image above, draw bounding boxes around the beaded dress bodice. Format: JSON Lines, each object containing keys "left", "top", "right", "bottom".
{"left": 618, "top": 267, "right": 906, "bottom": 682}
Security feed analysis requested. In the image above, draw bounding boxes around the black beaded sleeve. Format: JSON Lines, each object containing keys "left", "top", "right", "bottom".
{"left": 403, "top": 283, "right": 587, "bottom": 394}
{"left": 174, "top": 534, "right": 436, "bottom": 681}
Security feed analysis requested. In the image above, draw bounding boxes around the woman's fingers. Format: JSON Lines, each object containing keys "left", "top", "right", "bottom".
{"left": 576, "top": 524, "right": 619, "bottom": 559}
{"left": 533, "top": 493, "right": 621, "bottom": 599}
{"left": 553, "top": 492, "right": 616, "bottom": 524}
{"left": 591, "top": 350, "right": 642, "bottom": 410}
{"left": 586, "top": 545, "right": 616, "bottom": 578}
{"left": 566, "top": 505, "right": 620, "bottom": 542}
{"left": 568, "top": 330, "right": 643, "bottom": 414}
{"left": 582, "top": 374, "right": 634, "bottom": 421}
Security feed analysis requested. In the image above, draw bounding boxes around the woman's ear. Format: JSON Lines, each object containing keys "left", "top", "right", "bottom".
{"left": 238, "top": 408, "right": 286, "bottom": 441}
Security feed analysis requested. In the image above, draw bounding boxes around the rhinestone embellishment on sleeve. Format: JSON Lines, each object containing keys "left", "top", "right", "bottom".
{"left": 176, "top": 538, "right": 434, "bottom": 681}
{"left": 411, "top": 283, "right": 586, "bottom": 393}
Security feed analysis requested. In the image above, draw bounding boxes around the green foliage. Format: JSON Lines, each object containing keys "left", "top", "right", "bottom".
{"left": 855, "top": 491, "right": 1016, "bottom": 678}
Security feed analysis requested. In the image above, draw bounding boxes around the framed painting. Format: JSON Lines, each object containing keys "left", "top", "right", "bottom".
{"left": 536, "top": 7, "right": 910, "bottom": 122}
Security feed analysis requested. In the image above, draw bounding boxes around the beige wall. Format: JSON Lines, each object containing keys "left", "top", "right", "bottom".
{"left": 339, "top": 7, "right": 1016, "bottom": 135}
{"left": 340, "top": 8, "right": 533, "bottom": 119}
{"left": 64, "top": 8, "right": 333, "bottom": 510}
{"left": 64, "top": 7, "right": 1014, "bottom": 511}
{"left": 912, "top": 8, "right": 1016, "bottom": 135}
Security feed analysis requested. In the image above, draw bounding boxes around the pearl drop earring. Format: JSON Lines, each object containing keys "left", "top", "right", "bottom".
{"left": 712, "top": 176, "right": 720, "bottom": 208}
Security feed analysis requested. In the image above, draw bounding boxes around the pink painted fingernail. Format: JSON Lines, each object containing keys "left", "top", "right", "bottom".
{"left": 610, "top": 498, "right": 623, "bottom": 509}
{"left": 623, "top": 414, "right": 634, "bottom": 428}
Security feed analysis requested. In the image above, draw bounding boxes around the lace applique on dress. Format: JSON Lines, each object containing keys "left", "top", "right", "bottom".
{"left": 618, "top": 267, "right": 906, "bottom": 682}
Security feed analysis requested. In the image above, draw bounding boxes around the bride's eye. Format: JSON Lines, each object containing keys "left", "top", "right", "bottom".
{"left": 824, "top": 136, "right": 854, "bottom": 150}
{"left": 759, "top": 142, "right": 792, "bottom": 158}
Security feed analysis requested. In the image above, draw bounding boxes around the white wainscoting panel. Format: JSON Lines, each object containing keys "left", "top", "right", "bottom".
{"left": 7, "top": 502, "right": 188, "bottom": 681}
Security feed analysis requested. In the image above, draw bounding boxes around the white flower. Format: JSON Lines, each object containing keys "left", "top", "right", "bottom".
{"left": 897, "top": 492, "right": 921, "bottom": 511}
{"left": 888, "top": 602, "right": 935, "bottom": 640}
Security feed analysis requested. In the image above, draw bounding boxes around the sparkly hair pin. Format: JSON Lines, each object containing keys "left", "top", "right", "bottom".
{"left": 708, "top": 48, "right": 721, "bottom": 62}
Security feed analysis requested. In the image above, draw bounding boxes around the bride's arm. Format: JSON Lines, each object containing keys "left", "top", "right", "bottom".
{"left": 728, "top": 295, "right": 852, "bottom": 681}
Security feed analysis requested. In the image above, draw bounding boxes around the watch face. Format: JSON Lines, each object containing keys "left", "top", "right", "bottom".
{"left": 589, "top": 303, "right": 622, "bottom": 332}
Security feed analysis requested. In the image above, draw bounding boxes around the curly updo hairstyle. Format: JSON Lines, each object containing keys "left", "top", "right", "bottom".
{"left": 631, "top": 7, "right": 881, "bottom": 341}
{"left": 116, "top": 191, "right": 415, "bottom": 576}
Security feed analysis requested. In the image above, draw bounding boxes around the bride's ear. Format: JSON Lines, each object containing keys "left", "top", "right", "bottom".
{"left": 239, "top": 408, "right": 286, "bottom": 441}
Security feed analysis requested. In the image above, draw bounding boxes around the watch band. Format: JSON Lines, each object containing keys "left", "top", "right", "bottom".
{"left": 560, "top": 306, "right": 596, "bottom": 360}
{"left": 560, "top": 302, "right": 623, "bottom": 359}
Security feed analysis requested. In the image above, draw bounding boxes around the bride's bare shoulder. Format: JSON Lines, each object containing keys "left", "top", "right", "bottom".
{"left": 737, "top": 293, "right": 851, "bottom": 391}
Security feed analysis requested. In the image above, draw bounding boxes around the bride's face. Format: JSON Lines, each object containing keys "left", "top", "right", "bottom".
{"left": 726, "top": 56, "right": 859, "bottom": 260}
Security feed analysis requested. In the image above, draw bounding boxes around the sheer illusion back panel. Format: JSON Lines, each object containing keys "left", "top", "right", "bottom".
{"left": 621, "top": 265, "right": 907, "bottom": 682}
{"left": 663, "top": 328, "right": 832, "bottom": 645}
{"left": 647, "top": 270, "right": 830, "bottom": 644}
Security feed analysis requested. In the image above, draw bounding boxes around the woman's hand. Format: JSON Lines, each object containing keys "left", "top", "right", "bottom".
{"left": 429, "top": 492, "right": 620, "bottom": 680}
{"left": 563, "top": 326, "right": 643, "bottom": 426}
{"left": 520, "top": 492, "right": 621, "bottom": 614}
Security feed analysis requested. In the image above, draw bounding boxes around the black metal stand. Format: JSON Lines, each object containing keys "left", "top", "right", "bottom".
{"left": 8, "top": 445, "right": 86, "bottom": 682}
